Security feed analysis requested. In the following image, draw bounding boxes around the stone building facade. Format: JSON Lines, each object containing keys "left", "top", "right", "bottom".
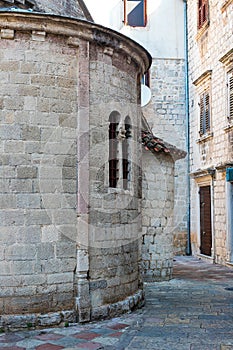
{"left": 188, "top": 0, "right": 233, "bottom": 264}
{"left": 85, "top": 0, "right": 189, "bottom": 279}
{"left": 0, "top": 6, "right": 151, "bottom": 328}
{"left": 141, "top": 128, "right": 186, "bottom": 281}
{"left": 142, "top": 57, "right": 188, "bottom": 257}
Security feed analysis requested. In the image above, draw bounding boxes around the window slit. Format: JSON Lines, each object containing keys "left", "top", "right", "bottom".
{"left": 109, "top": 121, "right": 119, "bottom": 188}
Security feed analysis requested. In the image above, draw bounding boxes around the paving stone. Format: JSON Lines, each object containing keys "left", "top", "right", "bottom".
{"left": 92, "top": 336, "right": 119, "bottom": 346}
{"left": 0, "top": 347, "right": 26, "bottom": 350}
{"left": 72, "top": 332, "right": 99, "bottom": 341}
{"left": 35, "top": 334, "right": 64, "bottom": 341}
{"left": 35, "top": 344, "right": 64, "bottom": 350}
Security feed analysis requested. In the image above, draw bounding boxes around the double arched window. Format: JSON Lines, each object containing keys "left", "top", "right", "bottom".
{"left": 109, "top": 112, "right": 131, "bottom": 189}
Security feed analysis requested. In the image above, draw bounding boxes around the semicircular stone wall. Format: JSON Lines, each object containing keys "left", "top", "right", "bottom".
{"left": 0, "top": 12, "right": 151, "bottom": 329}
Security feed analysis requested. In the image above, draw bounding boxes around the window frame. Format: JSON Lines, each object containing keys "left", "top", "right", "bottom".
{"left": 199, "top": 91, "right": 211, "bottom": 136}
{"left": 124, "top": 0, "right": 147, "bottom": 27}
{"left": 109, "top": 116, "right": 119, "bottom": 189}
{"left": 227, "top": 70, "right": 233, "bottom": 122}
{"left": 122, "top": 117, "right": 132, "bottom": 190}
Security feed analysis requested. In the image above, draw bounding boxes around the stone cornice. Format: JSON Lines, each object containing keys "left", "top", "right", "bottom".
{"left": 193, "top": 70, "right": 212, "bottom": 86}
{"left": 219, "top": 48, "right": 233, "bottom": 68}
{"left": 190, "top": 167, "right": 215, "bottom": 179}
{"left": 0, "top": 12, "right": 152, "bottom": 73}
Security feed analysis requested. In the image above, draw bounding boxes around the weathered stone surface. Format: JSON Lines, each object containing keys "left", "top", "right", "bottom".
{"left": 188, "top": 0, "right": 233, "bottom": 264}
{"left": 0, "top": 11, "right": 150, "bottom": 327}
{"left": 38, "top": 313, "right": 62, "bottom": 326}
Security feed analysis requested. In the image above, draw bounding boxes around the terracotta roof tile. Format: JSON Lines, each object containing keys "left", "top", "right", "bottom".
{"left": 141, "top": 130, "right": 187, "bottom": 161}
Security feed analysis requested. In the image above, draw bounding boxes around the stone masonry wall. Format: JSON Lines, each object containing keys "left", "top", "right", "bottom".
{"left": 141, "top": 150, "right": 174, "bottom": 281}
{"left": 0, "top": 13, "right": 150, "bottom": 328}
{"left": 0, "top": 29, "right": 78, "bottom": 317}
{"left": 188, "top": 0, "right": 233, "bottom": 263}
{"left": 87, "top": 43, "right": 143, "bottom": 318}
{"left": 143, "top": 58, "right": 188, "bottom": 256}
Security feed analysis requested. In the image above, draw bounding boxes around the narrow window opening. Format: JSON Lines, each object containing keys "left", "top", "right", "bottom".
{"left": 122, "top": 117, "right": 131, "bottom": 190}
{"left": 141, "top": 70, "right": 150, "bottom": 87}
{"left": 109, "top": 113, "right": 120, "bottom": 188}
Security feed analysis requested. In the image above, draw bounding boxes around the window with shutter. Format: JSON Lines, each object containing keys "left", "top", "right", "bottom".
{"left": 199, "top": 92, "right": 210, "bottom": 135}
{"left": 124, "top": 0, "right": 147, "bottom": 27}
{"left": 228, "top": 72, "right": 233, "bottom": 122}
{"left": 198, "top": 0, "right": 209, "bottom": 29}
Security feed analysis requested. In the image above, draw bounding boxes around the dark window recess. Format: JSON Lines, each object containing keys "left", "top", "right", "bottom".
{"left": 228, "top": 73, "right": 233, "bottom": 121}
{"left": 199, "top": 92, "right": 210, "bottom": 135}
{"left": 109, "top": 122, "right": 119, "bottom": 188}
{"left": 141, "top": 70, "right": 150, "bottom": 87}
{"left": 122, "top": 121, "right": 131, "bottom": 190}
{"left": 198, "top": 0, "right": 209, "bottom": 29}
{"left": 125, "top": 0, "right": 147, "bottom": 27}
{"left": 199, "top": 186, "right": 212, "bottom": 256}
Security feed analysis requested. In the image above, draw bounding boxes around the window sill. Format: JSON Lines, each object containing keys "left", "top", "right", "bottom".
{"left": 196, "top": 21, "right": 210, "bottom": 40}
{"left": 224, "top": 123, "right": 233, "bottom": 132}
{"left": 124, "top": 24, "right": 147, "bottom": 29}
{"left": 196, "top": 132, "right": 213, "bottom": 143}
{"left": 108, "top": 187, "right": 131, "bottom": 195}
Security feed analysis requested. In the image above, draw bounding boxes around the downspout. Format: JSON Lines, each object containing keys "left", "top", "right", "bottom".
{"left": 183, "top": 0, "right": 191, "bottom": 255}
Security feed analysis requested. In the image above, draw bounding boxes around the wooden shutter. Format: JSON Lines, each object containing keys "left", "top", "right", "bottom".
{"left": 229, "top": 72, "right": 233, "bottom": 122}
{"left": 198, "top": 0, "right": 208, "bottom": 29}
{"left": 200, "top": 94, "right": 204, "bottom": 135}
{"left": 198, "top": 0, "right": 202, "bottom": 28}
{"left": 199, "top": 92, "right": 210, "bottom": 135}
{"left": 204, "top": 93, "right": 210, "bottom": 132}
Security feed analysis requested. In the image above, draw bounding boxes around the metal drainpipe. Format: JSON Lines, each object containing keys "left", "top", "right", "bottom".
{"left": 183, "top": 0, "right": 191, "bottom": 255}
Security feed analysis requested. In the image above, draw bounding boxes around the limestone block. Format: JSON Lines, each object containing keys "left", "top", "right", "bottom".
{"left": 38, "top": 313, "right": 62, "bottom": 326}
{"left": 56, "top": 243, "right": 76, "bottom": 258}
{"left": 16, "top": 194, "right": 41, "bottom": 209}
{"left": 25, "top": 210, "right": 51, "bottom": 225}
{"left": 1, "top": 29, "right": 15, "bottom": 40}
{"left": 17, "top": 166, "right": 37, "bottom": 179}
{"left": 77, "top": 249, "right": 89, "bottom": 272}
{"left": 47, "top": 272, "right": 73, "bottom": 285}
{"left": 5, "top": 244, "right": 36, "bottom": 261}
{"left": 11, "top": 261, "right": 35, "bottom": 275}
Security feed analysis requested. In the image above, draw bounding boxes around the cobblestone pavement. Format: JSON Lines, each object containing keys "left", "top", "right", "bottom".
{"left": 1, "top": 256, "right": 233, "bottom": 350}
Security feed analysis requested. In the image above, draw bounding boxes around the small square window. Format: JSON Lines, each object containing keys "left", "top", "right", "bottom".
{"left": 124, "top": 0, "right": 147, "bottom": 27}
